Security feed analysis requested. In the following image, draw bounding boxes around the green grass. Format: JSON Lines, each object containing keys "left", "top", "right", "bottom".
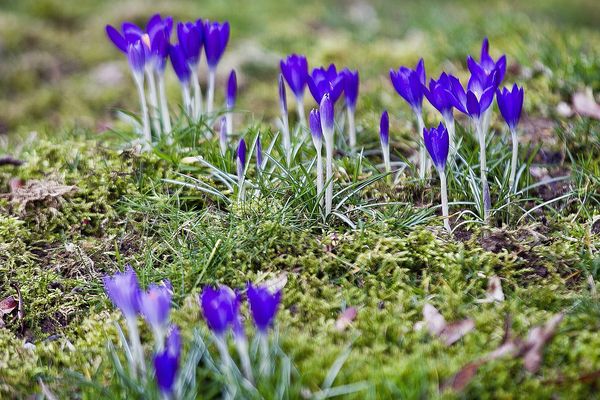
{"left": 1, "top": 0, "right": 600, "bottom": 398}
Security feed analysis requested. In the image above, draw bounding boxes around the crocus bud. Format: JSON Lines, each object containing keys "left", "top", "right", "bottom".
{"left": 103, "top": 265, "right": 141, "bottom": 319}
{"left": 204, "top": 20, "right": 230, "bottom": 70}
{"left": 309, "top": 109, "right": 322, "bottom": 144}
{"left": 236, "top": 139, "right": 246, "bottom": 182}
{"left": 423, "top": 122, "right": 450, "bottom": 171}
{"left": 139, "top": 282, "right": 172, "bottom": 336}
{"left": 341, "top": 68, "right": 359, "bottom": 111}
{"left": 389, "top": 58, "right": 426, "bottom": 114}
{"left": 247, "top": 283, "right": 282, "bottom": 333}
{"left": 256, "top": 135, "right": 263, "bottom": 171}
{"left": 278, "top": 74, "right": 287, "bottom": 114}
{"left": 319, "top": 93, "right": 334, "bottom": 135}
{"left": 379, "top": 110, "right": 389, "bottom": 147}
{"left": 169, "top": 44, "right": 191, "bottom": 84}
{"left": 280, "top": 54, "right": 308, "bottom": 101}
{"left": 153, "top": 326, "right": 181, "bottom": 395}
{"left": 127, "top": 40, "right": 146, "bottom": 77}
{"left": 199, "top": 286, "right": 239, "bottom": 336}
{"left": 226, "top": 69, "right": 237, "bottom": 110}
{"left": 496, "top": 84, "right": 524, "bottom": 131}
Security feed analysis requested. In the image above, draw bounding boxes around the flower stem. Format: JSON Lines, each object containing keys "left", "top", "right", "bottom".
{"left": 235, "top": 337, "right": 254, "bottom": 383}
{"left": 134, "top": 75, "right": 151, "bottom": 149}
{"left": 316, "top": 143, "right": 324, "bottom": 207}
{"left": 439, "top": 170, "right": 451, "bottom": 232}
{"left": 476, "top": 119, "right": 491, "bottom": 223}
{"left": 324, "top": 131, "right": 334, "bottom": 217}
{"left": 416, "top": 112, "right": 426, "bottom": 179}
{"left": 226, "top": 112, "right": 233, "bottom": 136}
{"left": 182, "top": 84, "right": 192, "bottom": 117}
{"left": 347, "top": 107, "right": 356, "bottom": 152}
{"left": 296, "top": 96, "right": 305, "bottom": 127}
{"left": 509, "top": 128, "right": 518, "bottom": 193}
{"left": 126, "top": 317, "right": 145, "bottom": 376}
{"left": 207, "top": 69, "right": 216, "bottom": 114}
{"left": 445, "top": 114, "right": 456, "bottom": 159}
{"left": 146, "top": 69, "right": 161, "bottom": 138}
{"left": 157, "top": 74, "right": 172, "bottom": 139}
{"left": 382, "top": 142, "right": 391, "bottom": 180}
{"left": 259, "top": 333, "right": 270, "bottom": 377}
{"left": 191, "top": 68, "right": 203, "bottom": 121}
{"left": 282, "top": 113, "right": 291, "bottom": 166}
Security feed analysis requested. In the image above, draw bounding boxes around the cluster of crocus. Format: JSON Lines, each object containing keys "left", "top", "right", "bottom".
{"left": 390, "top": 38, "right": 524, "bottom": 225}
{"left": 200, "top": 283, "right": 282, "bottom": 388}
{"left": 106, "top": 15, "right": 231, "bottom": 148}
{"left": 103, "top": 266, "right": 181, "bottom": 396}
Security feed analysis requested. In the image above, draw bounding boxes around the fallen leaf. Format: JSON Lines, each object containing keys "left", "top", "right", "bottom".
{"left": 442, "top": 361, "right": 483, "bottom": 391}
{"left": 263, "top": 273, "right": 288, "bottom": 293}
{"left": 476, "top": 276, "right": 505, "bottom": 303}
{"left": 573, "top": 89, "right": 600, "bottom": 120}
{"left": 422, "top": 303, "right": 446, "bottom": 336}
{"left": 0, "top": 296, "right": 18, "bottom": 315}
{"left": 520, "top": 313, "right": 564, "bottom": 373}
{"left": 418, "top": 303, "right": 474, "bottom": 345}
{"left": 441, "top": 319, "right": 475, "bottom": 346}
{"left": 335, "top": 307, "right": 357, "bottom": 331}
{"left": 7, "top": 179, "right": 77, "bottom": 207}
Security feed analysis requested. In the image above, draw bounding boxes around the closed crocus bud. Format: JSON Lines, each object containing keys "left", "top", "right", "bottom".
{"left": 247, "top": 283, "right": 282, "bottom": 333}
{"left": 423, "top": 122, "right": 450, "bottom": 172}
{"left": 380, "top": 110, "right": 389, "bottom": 147}
{"left": 278, "top": 74, "right": 287, "bottom": 114}
{"left": 139, "top": 282, "right": 172, "bottom": 336}
{"left": 226, "top": 70, "right": 237, "bottom": 110}
{"left": 341, "top": 68, "right": 359, "bottom": 111}
{"left": 177, "top": 21, "right": 203, "bottom": 67}
{"left": 153, "top": 326, "right": 181, "bottom": 395}
{"left": 309, "top": 109, "right": 323, "bottom": 144}
{"left": 103, "top": 265, "right": 141, "bottom": 319}
{"left": 199, "top": 286, "right": 240, "bottom": 336}
{"left": 280, "top": 54, "right": 308, "bottom": 101}
{"left": 319, "top": 93, "right": 334, "bottom": 135}
{"left": 497, "top": 84, "right": 524, "bottom": 131}
{"left": 169, "top": 44, "right": 191, "bottom": 84}
{"left": 204, "top": 20, "right": 230, "bottom": 69}
{"left": 236, "top": 139, "right": 246, "bottom": 182}
{"left": 127, "top": 40, "right": 146, "bottom": 77}
{"left": 389, "top": 59, "right": 426, "bottom": 113}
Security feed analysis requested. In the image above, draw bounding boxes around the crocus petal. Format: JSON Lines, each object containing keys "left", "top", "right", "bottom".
{"left": 103, "top": 265, "right": 141, "bottom": 318}
{"left": 309, "top": 109, "right": 322, "bottom": 142}
{"left": 237, "top": 139, "right": 246, "bottom": 180}
{"left": 153, "top": 327, "right": 181, "bottom": 394}
{"left": 423, "top": 122, "right": 450, "bottom": 171}
{"left": 247, "top": 283, "right": 282, "bottom": 332}
{"left": 139, "top": 283, "right": 172, "bottom": 333}
{"left": 106, "top": 25, "right": 128, "bottom": 52}
{"left": 226, "top": 70, "right": 237, "bottom": 110}
{"left": 466, "top": 91, "right": 481, "bottom": 118}
{"left": 319, "top": 93, "right": 334, "bottom": 133}
{"left": 379, "top": 110, "right": 389, "bottom": 146}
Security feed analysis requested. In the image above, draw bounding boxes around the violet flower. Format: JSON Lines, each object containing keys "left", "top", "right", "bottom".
{"left": 423, "top": 123, "right": 451, "bottom": 232}
{"left": 169, "top": 44, "right": 193, "bottom": 116}
{"left": 153, "top": 326, "right": 181, "bottom": 395}
{"left": 139, "top": 282, "right": 172, "bottom": 345}
{"left": 390, "top": 59, "right": 428, "bottom": 178}
{"left": 236, "top": 139, "right": 247, "bottom": 201}
{"left": 177, "top": 20, "right": 204, "bottom": 121}
{"left": 278, "top": 74, "right": 291, "bottom": 165}
{"left": 225, "top": 70, "right": 237, "bottom": 136}
{"left": 320, "top": 93, "right": 335, "bottom": 217}
{"left": 497, "top": 84, "right": 524, "bottom": 191}
{"left": 310, "top": 109, "right": 324, "bottom": 206}
{"left": 307, "top": 64, "right": 345, "bottom": 105}
{"left": 341, "top": 68, "right": 359, "bottom": 150}
{"left": 423, "top": 72, "right": 456, "bottom": 154}
{"left": 200, "top": 286, "right": 240, "bottom": 336}
{"left": 280, "top": 54, "right": 308, "bottom": 123}
{"left": 147, "top": 14, "right": 173, "bottom": 134}
{"left": 204, "top": 20, "right": 230, "bottom": 113}
{"left": 379, "top": 110, "right": 390, "bottom": 175}
{"left": 247, "top": 284, "right": 282, "bottom": 333}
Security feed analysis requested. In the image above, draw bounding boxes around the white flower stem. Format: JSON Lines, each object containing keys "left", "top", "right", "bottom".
{"left": 282, "top": 114, "right": 291, "bottom": 166}
{"left": 259, "top": 333, "right": 270, "bottom": 377}
{"left": 234, "top": 337, "right": 254, "bottom": 383}
{"left": 439, "top": 170, "right": 451, "bottom": 232}
{"left": 191, "top": 68, "right": 203, "bottom": 121}
{"left": 182, "top": 84, "right": 192, "bottom": 117}
{"left": 207, "top": 69, "right": 216, "bottom": 114}
{"left": 157, "top": 74, "right": 172, "bottom": 138}
{"left": 416, "top": 112, "right": 426, "bottom": 179}
{"left": 134, "top": 75, "right": 151, "bottom": 149}
{"left": 226, "top": 112, "right": 233, "bottom": 136}
{"left": 296, "top": 96, "right": 305, "bottom": 127}
{"left": 445, "top": 114, "right": 456, "bottom": 159}
{"left": 476, "top": 119, "right": 491, "bottom": 223}
{"left": 315, "top": 142, "right": 324, "bottom": 207}
{"left": 509, "top": 128, "right": 519, "bottom": 193}
{"left": 146, "top": 69, "right": 161, "bottom": 138}
{"left": 126, "top": 317, "right": 145, "bottom": 376}
{"left": 238, "top": 176, "right": 245, "bottom": 202}
{"left": 324, "top": 130, "right": 334, "bottom": 217}
{"left": 347, "top": 107, "right": 356, "bottom": 152}
{"left": 382, "top": 142, "right": 391, "bottom": 177}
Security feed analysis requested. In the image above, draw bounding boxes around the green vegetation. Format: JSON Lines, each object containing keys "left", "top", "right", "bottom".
{"left": 1, "top": 0, "right": 600, "bottom": 398}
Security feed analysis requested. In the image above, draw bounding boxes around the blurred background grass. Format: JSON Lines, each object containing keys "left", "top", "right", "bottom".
{"left": 0, "top": 0, "right": 598, "bottom": 136}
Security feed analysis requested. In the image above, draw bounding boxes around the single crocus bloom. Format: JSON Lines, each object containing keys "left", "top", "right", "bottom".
{"left": 423, "top": 72, "right": 454, "bottom": 121}
{"left": 309, "top": 109, "right": 323, "bottom": 144}
{"left": 204, "top": 20, "right": 230, "bottom": 70}
{"left": 320, "top": 94, "right": 335, "bottom": 217}
{"left": 247, "top": 283, "right": 282, "bottom": 332}
{"left": 226, "top": 70, "right": 237, "bottom": 110}
{"left": 467, "top": 38, "right": 506, "bottom": 89}
{"left": 448, "top": 75, "right": 496, "bottom": 120}
{"left": 280, "top": 54, "right": 308, "bottom": 101}
{"left": 127, "top": 40, "right": 147, "bottom": 78}
{"left": 341, "top": 68, "right": 359, "bottom": 111}
{"left": 103, "top": 265, "right": 141, "bottom": 319}
{"left": 147, "top": 14, "right": 173, "bottom": 73}
{"left": 389, "top": 58, "right": 426, "bottom": 113}
{"left": 496, "top": 84, "right": 524, "bottom": 132}
{"left": 153, "top": 326, "right": 181, "bottom": 395}
{"left": 307, "top": 64, "right": 345, "bottom": 104}
{"left": 139, "top": 282, "right": 172, "bottom": 336}
{"left": 177, "top": 20, "right": 203, "bottom": 68}
{"left": 200, "top": 286, "right": 240, "bottom": 336}
{"left": 237, "top": 139, "right": 246, "bottom": 182}
{"left": 423, "top": 123, "right": 451, "bottom": 232}
{"left": 380, "top": 110, "right": 391, "bottom": 174}
{"left": 169, "top": 44, "right": 191, "bottom": 84}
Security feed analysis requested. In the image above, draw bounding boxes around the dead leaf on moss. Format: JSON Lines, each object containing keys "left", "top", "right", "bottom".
{"left": 335, "top": 307, "right": 357, "bottom": 331}
{"left": 520, "top": 313, "right": 564, "bottom": 373}
{"left": 7, "top": 179, "right": 77, "bottom": 207}
{"left": 416, "top": 303, "right": 474, "bottom": 345}
{"left": 573, "top": 89, "right": 600, "bottom": 120}
{"left": 476, "top": 276, "right": 505, "bottom": 303}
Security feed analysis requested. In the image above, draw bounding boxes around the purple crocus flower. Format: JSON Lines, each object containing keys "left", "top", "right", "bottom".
{"left": 307, "top": 64, "right": 345, "bottom": 104}
{"left": 169, "top": 44, "right": 191, "bottom": 84}
{"left": 200, "top": 286, "right": 240, "bottom": 336}
{"left": 341, "top": 68, "right": 359, "bottom": 111}
{"left": 147, "top": 14, "right": 173, "bottom": 72}
{"left": 127, "top": 40, "right": 147, "bottom": 77}
{"left": 380, "top": 110, "right": 389, "bottom": 147}
{"left": 226, "top": 69, "right": 237, "bottom": 110}
{"left": 319, "top": 93, "right": 334, "bottom": 134}
{"left": 204, "top": 20, "right": 230, "bottom": 70}
{"left": 389, "top": 59, "right": 426, "bottom": 113}
{"left": 423, "top": 72, "right": 455, "bottom": 120}
{"left": 153, "top": 326, "right": 181, "bottom": 394}
{"left": 309, "top": 109, "right": 323, "bottom": 142}
{"left": 497, "top": 84, "right": 524, "bottom": 131}
{"left": 278, "top": 74, "right": 288, "bottom": 115}
{"left": 423, "top": 122, "right": 449, "bottom": 172}
{"left": 103, "top": 265, "right": 141, "bottom": 319}
{"left": 280, "top": 54, "right": 308, "bottom": 101}
{"left": 177, "top": 20, "right": 204, "bottom": 67}
{"left": 448, "top": 75, "right": 495, "bottom": 119}
{"left": 247, "top": 283, "right": 282, "bottom": 332}
{"left": 106, "top": 22, "right": 143, "bottom": 53}
{"left": 139, "top": 282, "right": 172, "bottom": 335}
{"left": 237, "top": 139, "right": 246, "bottom": 182}
{"left": 467, "top": 38, "right": 506, "bottom": 89}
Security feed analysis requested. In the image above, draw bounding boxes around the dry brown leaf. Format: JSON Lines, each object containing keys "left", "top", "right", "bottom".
{"left": 8, "top": 179, "right": 77, "bottom": 207}
{"left": 521, "top": 313, "right": 564, "bottom": 373}
{"left": 0, "top": 296, "right": 18, "bottom": 315}
{"left": 476, "top": 276, "right": 505, "bottom": 303}
{"left": 442, "top": 361, "right": 483, "bottom": 391}
{"left": 573, "top": 90, "right": 600, "bottom": 120}
{"left": 417, "top": 304, "right": 474, "bottom": 346}
{"left": 263, "top": 273, "right": 288, "bottom": 293}
{"left": 335, "top": 307, "right": 357, "bottom": 331}
{"left": 422, "top": 303, "right": 446, "bottom": 336}
{"left": 441, "top": 319, "right": 475, "bottom": 346}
